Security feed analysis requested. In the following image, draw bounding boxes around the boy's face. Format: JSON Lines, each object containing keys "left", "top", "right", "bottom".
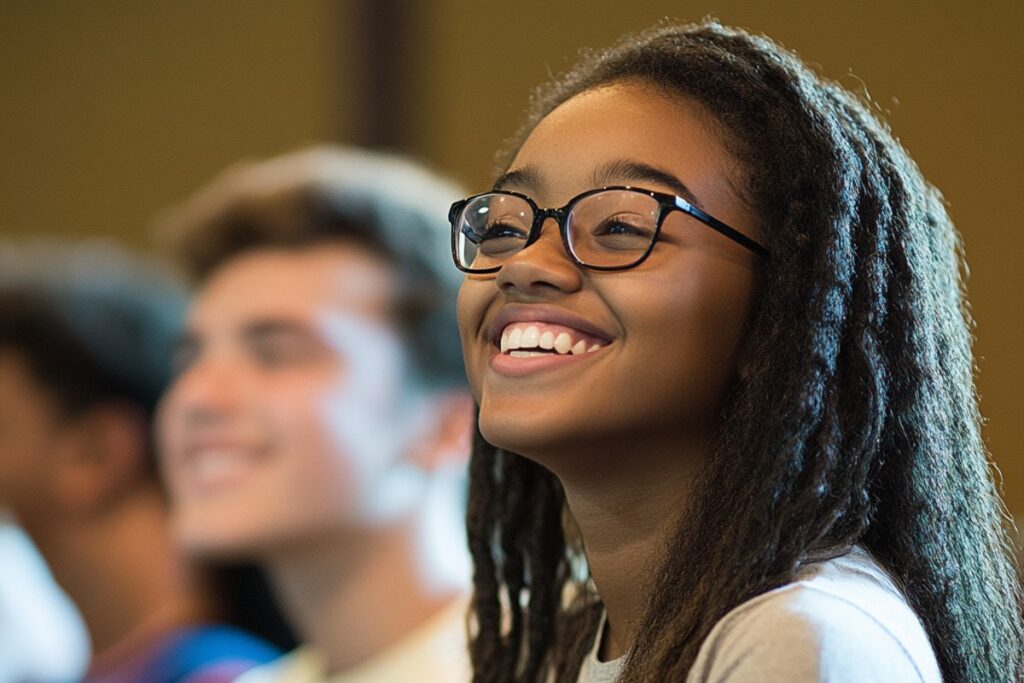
{"left": 158, "top": 242, "right": 415, "bottom": 559}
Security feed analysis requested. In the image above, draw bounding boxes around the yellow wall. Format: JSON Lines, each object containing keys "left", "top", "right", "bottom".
{"left": 0, "top": 1, "right": 351, "bottom": 239}
{"left": 2, "top": 2, "right": 1021, "bottom": 516}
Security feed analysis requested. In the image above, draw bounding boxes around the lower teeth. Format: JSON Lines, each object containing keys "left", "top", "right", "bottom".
{"left": 509, "top": 350, "right": 550, "bottom": 358}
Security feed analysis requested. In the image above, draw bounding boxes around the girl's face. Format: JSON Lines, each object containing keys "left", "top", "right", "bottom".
{"left": 457, "top": 81, "right": 761, "bottom": 470}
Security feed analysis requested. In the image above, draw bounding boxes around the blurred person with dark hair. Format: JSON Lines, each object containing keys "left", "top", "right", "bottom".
{"left": 157, "top": 147, "right": 473, "bottom": 683}
{"left": 0, "top": 241, "right": 288, "bottom": 683}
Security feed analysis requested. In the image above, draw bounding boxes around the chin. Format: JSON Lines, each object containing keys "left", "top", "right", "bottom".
{"left": 478, "top": 412, "right": 579, "bottom": 469}
{"left": 172, "top": 513, "right": 268, "bottom": 562}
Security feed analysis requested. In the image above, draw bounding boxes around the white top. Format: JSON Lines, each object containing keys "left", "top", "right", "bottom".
{"left": 235, "top": 596, "right": 470, "bottom": 683}
{"left": 0, "top": 522, "right": 89, "bottom": 683}
{"left": 578, "top": 547, "right": 942, "bottom": 682}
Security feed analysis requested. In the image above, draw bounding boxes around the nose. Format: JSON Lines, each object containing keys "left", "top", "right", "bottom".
{"left": 495, "top": 216, "right": 583, "bottom": 297}
{"left": 163, "top": 354, "right": 242, "bottom": 429}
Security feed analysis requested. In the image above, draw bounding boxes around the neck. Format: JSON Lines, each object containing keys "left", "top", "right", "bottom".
{"left": 21, "top": 485, "right": 209, "bottom": 658}
{"left": 550, "top": 430, "right": 710, "bottom": 661}
{"left": 265, "top": 514, "right": 463, "bottom": 674}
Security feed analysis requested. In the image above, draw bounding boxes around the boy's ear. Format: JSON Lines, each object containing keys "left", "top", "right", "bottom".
{"left": 407, "top": 390, "right": 474, "bottom": 471}
{"left": 51, "top": 403, "right": 150, "bottom": 513}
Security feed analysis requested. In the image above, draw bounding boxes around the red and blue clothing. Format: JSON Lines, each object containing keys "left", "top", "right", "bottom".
{"left": 82, "top": 624, "right": 280, "bottom": 683}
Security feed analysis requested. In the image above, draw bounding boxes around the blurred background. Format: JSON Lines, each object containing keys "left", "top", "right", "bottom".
{"left": 0, "top": 1, "right": 1021, "bottom": 679}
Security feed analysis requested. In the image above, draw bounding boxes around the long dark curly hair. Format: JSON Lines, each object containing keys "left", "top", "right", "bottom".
{"left": 465, "top": 21, "right": 1024, "bottom": 683}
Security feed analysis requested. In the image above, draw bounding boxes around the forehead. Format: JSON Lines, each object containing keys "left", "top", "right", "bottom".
{"left": 189, "top": 243, "right": 398, "bottom": 328}
{"left": 509, "top": 81, "right": 743, "bottom": 209}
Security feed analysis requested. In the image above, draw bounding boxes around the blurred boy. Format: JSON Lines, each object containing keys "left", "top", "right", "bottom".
{"left": 157, "top": 147, "right": 472, "bottom": 682}
{"left": 0, "top": 242, "right": 284, "bottom": 682}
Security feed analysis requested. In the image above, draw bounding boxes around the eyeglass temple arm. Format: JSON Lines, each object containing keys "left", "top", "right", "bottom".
{"left": 674, "top": 197, "right": 768, "bottom": 257}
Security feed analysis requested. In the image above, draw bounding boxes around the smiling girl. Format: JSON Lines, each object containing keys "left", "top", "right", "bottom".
{"left": 452, "top": 21, "right": 1023, "bottom": 683}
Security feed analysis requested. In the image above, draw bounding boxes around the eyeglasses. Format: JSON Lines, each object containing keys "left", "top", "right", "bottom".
{"left": 449, "top": 186, "right": 767, "bottom": 273}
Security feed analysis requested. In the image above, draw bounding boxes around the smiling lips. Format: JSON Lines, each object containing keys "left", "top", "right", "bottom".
{"left": 499, "top": 322, "right": 605, "bottom": 357}
{"left": 179, "top": 442, "right": 262, "bottom": 495}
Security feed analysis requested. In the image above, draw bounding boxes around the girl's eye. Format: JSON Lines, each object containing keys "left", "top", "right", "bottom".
{"left": 587, "top": 216, "right": 655, "bottom": 251}
{"left": 591, "top": 212, "right": 655, "bottom": 236}
{"left": 480, "top": 221, "right": 529, "bottom": 241}
{"left": 602, "top": 221, "right": 648, "bottom": 236}
{"left": 477, "top": 221, "right": 529, "bottom": 258}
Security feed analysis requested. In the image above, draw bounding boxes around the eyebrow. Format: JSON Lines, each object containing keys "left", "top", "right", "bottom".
{"left": 492, "top": 160, "right": 706, "bottom": 210}
{"left": 493, "top": 167, "right": 544, "bottom": 193}
{"left": 591, "top": 159, "right": 706, "bottom": 209}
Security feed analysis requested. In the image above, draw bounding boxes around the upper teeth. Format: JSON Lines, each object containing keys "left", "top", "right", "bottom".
{"left": 500, "top": 324, "right": 603, "bottom": 355}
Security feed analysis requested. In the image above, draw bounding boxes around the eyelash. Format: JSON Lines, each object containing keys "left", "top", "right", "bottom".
{"left": 482, "top": 221, "right": 529, "bottom": 239}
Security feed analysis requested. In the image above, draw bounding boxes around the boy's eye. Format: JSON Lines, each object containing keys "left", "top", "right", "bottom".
{"left": 250, "top": 333, "right": 315, "bottom": 367}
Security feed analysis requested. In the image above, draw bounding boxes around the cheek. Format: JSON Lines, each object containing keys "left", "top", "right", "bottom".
{"left": 623, "top": 264, "right": 754, "bottom": 415}
{"left": 7, "top": 405, "right": 52, "bottom": 445}
{"left": 270, "top": 377, "right": 356, "bottom": 493}
{"left": 0, "top": 421, "right": 57, "bottom": 499}
{"left": 277, "top": 367, "right": 404, "bottom": 511}
{"left": 154, "top": 394, "right": 183, "bottom": 475}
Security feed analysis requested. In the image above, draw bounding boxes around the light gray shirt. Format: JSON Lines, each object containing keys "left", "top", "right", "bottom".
{"left": 578, "top": 547, "right": 941, "bottom": 682}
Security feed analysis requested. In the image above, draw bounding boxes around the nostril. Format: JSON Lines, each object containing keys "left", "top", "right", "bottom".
{"left": 496, "top": 256, "right": 580, "bottom": 295}
{"left": 496, "top": 229, "right": 581, "bottom": 289}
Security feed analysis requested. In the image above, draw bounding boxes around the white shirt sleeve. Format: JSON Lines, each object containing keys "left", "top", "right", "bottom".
{"left": 688, "top": 586, "right": 931, "bottom": 683}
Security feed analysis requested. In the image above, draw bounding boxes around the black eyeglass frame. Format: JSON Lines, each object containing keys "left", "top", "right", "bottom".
{"left": 449, "top": 185, "right": 768, "bottom": 274}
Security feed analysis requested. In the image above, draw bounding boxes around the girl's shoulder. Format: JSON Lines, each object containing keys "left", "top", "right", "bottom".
{"left": 687, "top": 547, "right": 942, "bottom": 683}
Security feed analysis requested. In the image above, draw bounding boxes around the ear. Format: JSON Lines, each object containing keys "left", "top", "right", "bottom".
{"left": 51, "top": 403, "right": 151, "bottom": 513}
{"left": 405, "top": 390, "right": 474, "bottom": 472}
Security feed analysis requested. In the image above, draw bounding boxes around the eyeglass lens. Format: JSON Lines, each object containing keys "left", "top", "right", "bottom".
{"left": 455, "top": 190, "right": 661, "bottom": 271}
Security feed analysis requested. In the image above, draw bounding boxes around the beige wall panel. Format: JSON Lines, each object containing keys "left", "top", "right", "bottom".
{"left": 0, "top": 1, "right": 354, "bottom": 242}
